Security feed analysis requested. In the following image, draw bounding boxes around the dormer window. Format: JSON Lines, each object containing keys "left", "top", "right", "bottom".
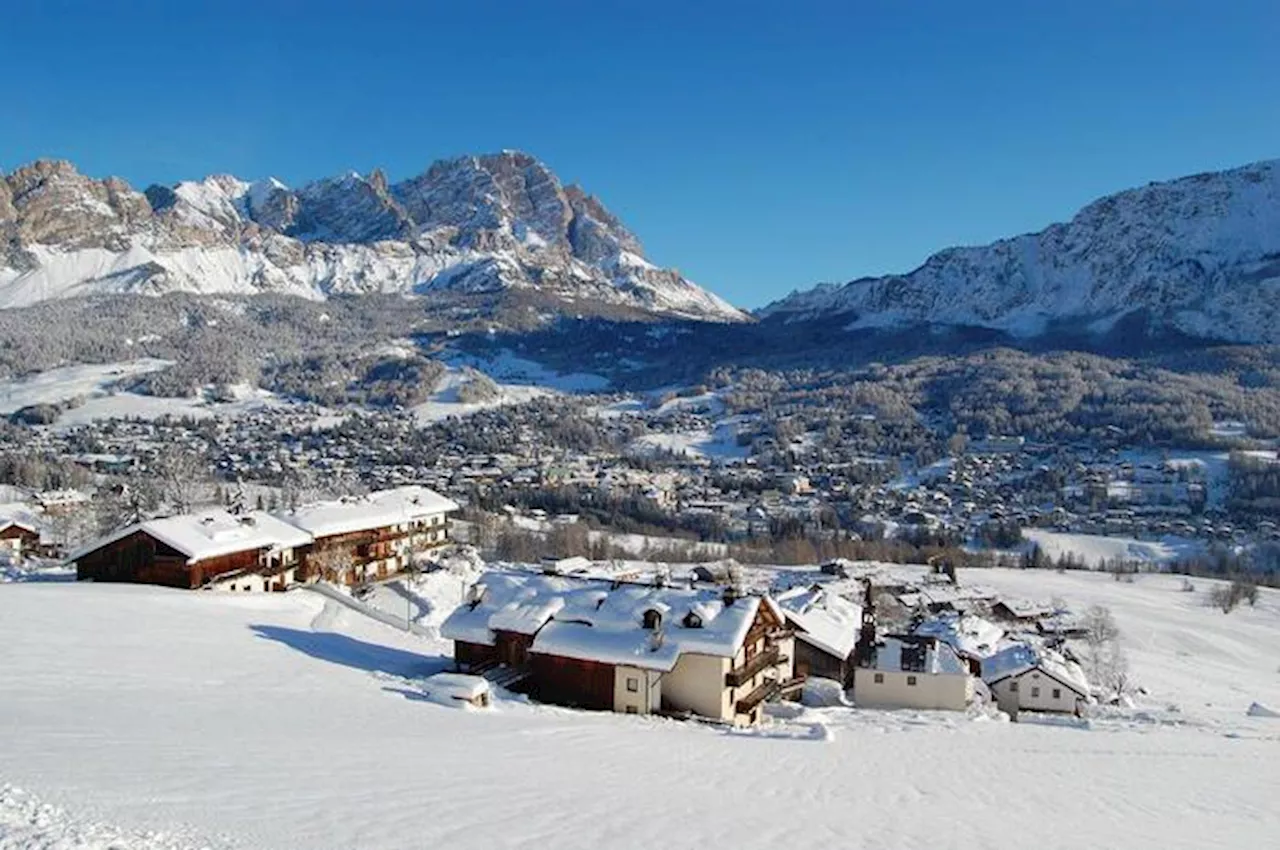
{"left": 682, "top": 610, "right": 703, "bottom": 629}
{"left": 641, "top": 609, "right": 663, "bottom": 631}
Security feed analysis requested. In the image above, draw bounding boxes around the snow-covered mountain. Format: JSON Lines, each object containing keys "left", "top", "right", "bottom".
{"left": 761, "top": 159, "right": 1280, "bottom": 343}
{"left": 0, "top": 152, "right": 745, "bottom": 322}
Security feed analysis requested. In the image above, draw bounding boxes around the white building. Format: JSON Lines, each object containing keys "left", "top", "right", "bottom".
{"left": 983, "top": 644, "right": 1091, "bottom": 718}
{"left": 852, "top": 635, "right": 975, "bottom": 711}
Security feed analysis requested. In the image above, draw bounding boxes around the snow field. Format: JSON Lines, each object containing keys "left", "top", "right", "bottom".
{"left": 0, "top": 570, "right": 1276, "bottom": 850}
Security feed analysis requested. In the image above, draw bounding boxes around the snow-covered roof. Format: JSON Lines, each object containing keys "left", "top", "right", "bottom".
{"left": 913, "top": 613, "right": 1006, "bottom": 659}
{"left": 279, "top": 486, "right": 458, "bottom": 539}
{"left": 866, "top": 635, "right": 967, "bottom": 676}
{"left": 981, "top": 644, "right": 1090, "bottom": 696}
{"left": 71, "top": 510, "right": 313, "bottom": 565}
{"left": 441, "top": 571, "right": 765, "bottom": 672}
{"left": 775, "top": 585, "right": 862, "bottom": 660}
{"left": 422, "top": 672, "right": 490, "bottom": 701}
{"left": 992, "top": 598, "right": 1055, "bottom": 619}
{"left": 0, "top": 517, "right": 39, "bottom": 535}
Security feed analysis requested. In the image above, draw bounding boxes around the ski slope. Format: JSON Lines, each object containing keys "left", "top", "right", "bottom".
{"left": 0, "top": 576, "right": 1276, "bottom": 850}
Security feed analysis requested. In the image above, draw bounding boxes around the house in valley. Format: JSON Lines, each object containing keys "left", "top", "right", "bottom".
{"left": 851, "top": 634, "right": 975, "bottom": 711}
{"left": 774, "top": 584, "right": 862, "bottom": 686}
{"left": 0, "top": 519, "right": 41, "bottom": 557}
{"left": 283, "top": 486, "right": 458, "bottom": 585}
{"left": 71, "top": 510, "right": 313, "bottom": 590}
{"left": 441, "top": 571, "right": 797, "bottom": 725}
{"left": 982, "top": 644, "right": 1091, "bottom": 718}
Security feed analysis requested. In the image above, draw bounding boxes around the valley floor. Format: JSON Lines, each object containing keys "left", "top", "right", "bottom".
{"left": 0, "top": 575, "right": 1276, "bottom": 850}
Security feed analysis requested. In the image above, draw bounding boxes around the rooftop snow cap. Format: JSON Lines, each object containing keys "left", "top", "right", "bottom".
{"left": 441, "top": 571, "right": 765, "bottom": 672}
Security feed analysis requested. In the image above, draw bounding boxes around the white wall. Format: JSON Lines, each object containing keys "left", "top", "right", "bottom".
{"left": 613, "top": 666, "right": 662, "bottom": 715}
{"left": 992, "top": 669, "right": 1083, "bottom": 716}
{"left": 853, "top": 669, "right": 972, "bottom": 711}
{"left": 663, "top": 653, "right": 732, "bottom": 720}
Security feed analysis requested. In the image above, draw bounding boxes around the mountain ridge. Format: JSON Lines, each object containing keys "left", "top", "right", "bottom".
{"left": 760, "top": 158, "right": 1280, "bottom": 344}
{"left": 0, "top": 151, "right": 746, "bottom": 322}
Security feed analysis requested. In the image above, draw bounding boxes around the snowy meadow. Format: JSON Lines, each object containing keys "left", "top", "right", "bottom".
{"left": 1, "top": 570, "right": 1277, "bottom": 850}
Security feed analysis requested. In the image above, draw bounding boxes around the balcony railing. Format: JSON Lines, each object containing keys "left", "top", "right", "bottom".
{"left": 726, "top": 644, "right": 781, "bottom": 688}
{"left": 735, "top": 679, "right": 780, "bottom": 714}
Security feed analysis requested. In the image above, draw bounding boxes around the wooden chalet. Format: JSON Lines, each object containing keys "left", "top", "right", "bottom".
{"left": 774, "top": 584, "right": 862, "bottom": 687}
{"left": 442, "top": 572, "right": 799, "bottom": 725}
{"left": 71, "top": 510, "right": 313, "bottom": 590}
{"left": 0, "top": 519, "right": 41, "bottom": 557}
{"left": 282, "top": 486, "right": 458, "bottom": 586}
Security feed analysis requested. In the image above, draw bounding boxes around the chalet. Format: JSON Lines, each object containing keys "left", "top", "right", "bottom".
{"left": 989, "top": 599, "right": 1055, "bottom": 627}
{"left": 852, "top": 635, "right": 975, "bottom": 711}
{"left": 775, "top": 584, "right": 862, "bottom": 687}
{"left": 983, "top": 645, "right": 1091, "bottom": 718}
{"left": 283, "top": 486, "right": 458, "bottom": 585}
{"left": 71, "top": 510, "right": 312, "bottom": 590}
{"left": 912, "top": 612, "right": 1006, "bottom": 675}
{"left": 0, "top": 519, "right": 41, "bottom": 557}
{"left": 441, "top": 571, "right": 797, "bottom": 725}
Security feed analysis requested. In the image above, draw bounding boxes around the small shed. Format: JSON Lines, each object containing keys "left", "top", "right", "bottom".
{"left": 421, "top": 673, "right": 491, "bottom": 708}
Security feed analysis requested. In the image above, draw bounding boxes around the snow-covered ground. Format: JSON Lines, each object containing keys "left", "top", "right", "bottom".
{"left": 0, "top": 573, "right": 1276, "bottom": 850}
{"left": 444, "top": 349, "right": 609, "bottom": 392}
{"left": 0, "top": 360, "right": 287, "bottom": 426}
{"left": 0, "top": 360, "right": 170, "bottom": 414}
{"left": 412, "top": 366, "right": 551, "bottom": 423}
{"left": 967, "top": 568, "right": 1280, "bottom": 724}
{"left": 1022, "top": 528, "right": 1199, "bottom": 568}
{"left": 629, "top": 420, "right": 749, "bottom": 462}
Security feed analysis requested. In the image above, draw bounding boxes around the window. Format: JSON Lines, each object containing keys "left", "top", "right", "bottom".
{"left": 873, "top": 673, "right": 884, "bottom": 684}
{"left": 1052, "top": 688, "right": 1061, "bottom": 700}
{"left": 906, "top": 675, "right": 917, "bottom": 687}
{"left": 625, "top": 705, "right": 638, "bottom": 714}
{"left": 626, "top": 677, "right": 638, "bottom": 693}
{"left": 1009, "top": 681, "right": 1018, "bottom": 692}
{"left": 1031, "top": 686, "right": 1041, "bottom": 698}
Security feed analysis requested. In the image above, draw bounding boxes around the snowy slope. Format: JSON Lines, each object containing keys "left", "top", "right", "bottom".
{"left": 1, "top": 578, "right": 1277, "bottom": 850}
{"left": 0, "top": 154, "right": 746, "bottom": 323}
{"left": 762, "top": 159, "right": 1280, "bottom": 343}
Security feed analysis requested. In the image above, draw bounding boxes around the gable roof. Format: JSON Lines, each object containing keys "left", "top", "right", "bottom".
{"left": 70, "top": 510, "right": 312, "bottom": 565}
{"left": 775, "top": 585, "right": 862, "bottom": 660}
{"left": 982, "top": 644, "right": 1091, "bottom": 697}
{"left": 441, "top": 570, "right": 765, "bottom": 672}
{"left": 913, "top": 613, "right": 1006, "bottom": 659}
{"left": 279, "top": 485, "right": 458, "bottom": 539}
{"left": 0, "top": 518, "right": 39, "bottom": 536}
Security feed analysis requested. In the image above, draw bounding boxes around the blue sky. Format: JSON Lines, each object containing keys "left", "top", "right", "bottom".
{"left": 3, "top": 1, "right": 1277, "bottom": 307}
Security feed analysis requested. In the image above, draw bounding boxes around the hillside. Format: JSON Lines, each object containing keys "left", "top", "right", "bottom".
{"left": 1, "top": 573, "right": 1276, "bottom": 849}
{"left": 0, "top": 153, "right": 745, "bottom": 323}
{"left": 762, "top": 159, "right": 1280, "bottom": 344}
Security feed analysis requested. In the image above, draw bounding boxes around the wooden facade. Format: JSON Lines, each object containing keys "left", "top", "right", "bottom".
{"left": 74, "top": 530, "right": 266, "bottom": 589}
{"left": 300, "top": 521, "right": 450, "bottom": 586}
{"left": 454, "top": 640, "right": 499, "bottom": 671}
{"left": 529, "top": 653, "right": 615, "bottom": 711}
{"left": 792, "top": 639, "right": 851, "bottom": 686}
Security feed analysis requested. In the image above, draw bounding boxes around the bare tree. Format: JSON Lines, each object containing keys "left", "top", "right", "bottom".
{"left": 149, "top": 448, "right": 213, "bottom": 515}
{"left": 1082, "top": 604, "right": 1129, "bottom": 699}
{"left": 305, "top": 545, "right": 354, "bottom": 584}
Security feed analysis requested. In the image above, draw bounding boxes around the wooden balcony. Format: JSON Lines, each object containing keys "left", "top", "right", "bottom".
{"left": 725, "top": 644, "right": 781, "bottom": 687}
{"left": 735, "top": 679, "right": 780, "bottom": 714}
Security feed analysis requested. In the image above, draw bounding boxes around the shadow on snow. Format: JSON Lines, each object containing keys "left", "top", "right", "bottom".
{"left": 249, "top": 624, "right": 448, "bottom": 679}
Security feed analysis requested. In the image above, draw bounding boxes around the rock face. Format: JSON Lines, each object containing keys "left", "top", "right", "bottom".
{"left": 761, "top": 159, "right": 1280, "bottom": 343}
{"left": 0, "top": 151, "right": 745, "bottom": 322}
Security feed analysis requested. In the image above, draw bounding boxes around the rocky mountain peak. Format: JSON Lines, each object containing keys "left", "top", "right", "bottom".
{"left": 761, "top": 158, "right": 1280, "bottom": 344}
{"left": 0, "top": 152, "right": 746, "bottom": 322}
